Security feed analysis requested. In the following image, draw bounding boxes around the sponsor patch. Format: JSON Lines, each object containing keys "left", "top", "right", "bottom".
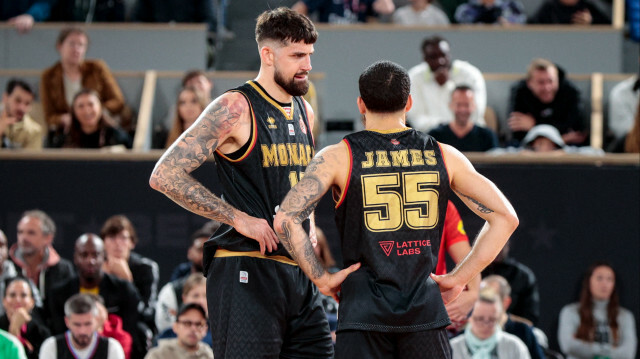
{"left": 288, "top": 123, "right": 295, "bottom": 136}
{"left": 379, "top": 241, "right": 394, "bottom": 256}
{"left": 239, "top": 271, "right": 248, "bottom": 283}
{"left": 390, "top": 139, "right": 400, "bottom": 145}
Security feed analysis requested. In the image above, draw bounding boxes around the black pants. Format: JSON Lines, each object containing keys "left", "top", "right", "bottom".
{"left": 206, "top": 255, "right": 333, "bottom": 359}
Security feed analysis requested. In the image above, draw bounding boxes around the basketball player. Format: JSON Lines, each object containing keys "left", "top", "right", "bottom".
{"left": 274, "top": 60, "right": 519, "bottom": 358}
{"left": 149, "top": 8, "right": 333, "bottom": 358}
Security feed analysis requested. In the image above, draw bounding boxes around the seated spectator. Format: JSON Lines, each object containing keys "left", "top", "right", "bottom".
{"left": 392, "top": 0, "right": 450, "bottom": 26}
{"left": 92, "top": 295, "right": 132, "bottom": 359}
{"left": 482, "top": 275, "right": 546, "bottom": 359}
{"left": 1, "top": 79, "right": 42, "bottom": 149}
{"left": 169, "top": 225, "right": 218, "bottom": 282}
{"left": 165, "top": 87, "right": 208, "bottom": 148}
{"left": 482, "top": 241, "right": 540, "bottom": 325}
{"left": 9, "top": 210, "right": 74, "bottom": 302}
{"left": 292, "top": 0, "right": 395, "bottom": 23}
{"left": 156, "top": 274, "right": 212, "bottom": 348}
{"left": 408, "top": 36, "right": 486, "bottom": 132}
{"left": 0, "top": 0, "right": 57, "bottom": 33}
{"left": 508, "top": 58, "right": 586, "bottom": 146}
{"left": 428, "top": 85, "right": 498, "bottom": 151}
{"left": 146, "top": 303, "right": 213, "bottom": 359}
{"left": 530, "top": 0, "right": 610, "bottom": 24}
{"left": 0, "top": 229, "right": 20, "bottom": 317}
{"left": 558, "top": 261, "right": 637, "bottom": 359}
{"left": 491, "top": 124, "right": 604, "bottom": 155}
{"left": 40, "top": 294, "right": 125, "bottom": 359}
{"left": 436, "top": 201, "right": 481, "bottom": 335}
{"left": 0, "top": 328, "right": 27, "bottom": 359}
{"left": 0, "top": 278, "right": 50, "bottom": 359}
{"left": 48, "top": 234, "right": 141, "bottom": 342}
{"left": 57, "top": 89, "right": 131, "bottom": 149}
{"left": 449, "top": 289, "right": 531, "bottom": 358}
{"left": 622, "top": 102, "right": 640, "bottom": 153}
{"left": 133, "top": 0, "right": 215, "bottom": 30}
{"left": 608, "top": 74, "right": 639, "bottom": 146}
{"left": 40, "top": 27, "right": 131, "bottom": 137}
{"left": 454, "top": 0, "right": 526, "bottom": 24}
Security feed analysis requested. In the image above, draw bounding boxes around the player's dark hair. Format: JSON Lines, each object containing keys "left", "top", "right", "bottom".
{"left": 5, "top": 79, "right": 33, "bottom": 96}
{"left": 255, "top": 7, "right": 317, "bottom": 46}
{"left": 358, "top": 61, "right": 410, "bottom": 113}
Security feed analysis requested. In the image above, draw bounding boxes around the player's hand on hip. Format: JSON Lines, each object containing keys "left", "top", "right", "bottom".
{"left": 430, "top": 273, "right": 465, "bottom": 305}
{"left": 234, "top": 212, "right": 279, "bottom": 254}
{"left": 317, "top": 263, "right": 361, "bottom": 301}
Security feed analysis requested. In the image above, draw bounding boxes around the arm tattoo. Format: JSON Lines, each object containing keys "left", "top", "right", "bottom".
{"left": 281, "top": 175, "right": 324, "bottom": 224}
{"left": 279, "top": 222, "right": 325, "bottom": 279}
{"left": 151, "top": 98, "right": 243, "bottom": 224}
{"left": 462, "top": 194, "right": 494, "bottom": 214}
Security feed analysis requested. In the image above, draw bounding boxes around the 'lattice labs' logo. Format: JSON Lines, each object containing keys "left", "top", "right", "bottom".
{"left": 379, "top": 241, "right": 394, "bottom": 256}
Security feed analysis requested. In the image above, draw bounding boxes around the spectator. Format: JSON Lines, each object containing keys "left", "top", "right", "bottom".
{"left": 48, "top": 234, "right": 141, "bottom": 341}
{"left": 482, "top": 275, "right": 546, "bottom": 359}
{"left": 0, "top": 0, "right": 58, "bottom": 33}
{"left": 0, "top": 229, "right": 20, "bottom": 316}
{"left": 58, "top": 89, "right": 131, "bottom": 149}
{"left": 0, "top": 79, "right": 42, "bottom": 150}
{"left": 392, "top": 0, "right": 450, "bottom": 26}
{"left": 623, "top": 102, "right": 640, "bottom": 153}
{"left": 508, "top": 58, "right": 586, "bottom": 146}
{"left": 450, "top": 288, "right": 531, "bottom": 358}
{"left": 165, "top": 87, "right": 208, "bottom": 148}
{"left": 169, "top": 226, "right": 218, "bottom": 282}
{"left": 92, "top": 296, "right": 132, "bottom": 359}
{"left": 291, "top": 0, "right": 395, "bottom": 23}
{"left": 181, "top": 70, "right": 214, "bottom": 104}
{"left": 428, "top": 85, "right": 498, "bottom": 151}
{"left": 436, "top": 201, "right": 481, "bottom": 335}
{"left": 408, "top": 36, "right": 486, "bottom": 132}
{"left": 9, "top": 210, "right": 74, "bottom": 302}
{"left": 145, "top": 303, "right": 213, "bottom": 359}
{"left": 0, "top": 278, "right": 50, "bottom": 359}
{"left": 558, "top": 261, "right": 637, "bottom": 359}
{"left": 0, "top": 328, "right": 27, "bottom": 359}
{"left": 156, "top": 274, "right": 212, "bottom": 348}
{"left": 608, "top": 74, "right": 639, "bottom": 144}
{"left": 521, "top": 124, "right": 567, "bottom": 152}
{"left": 133, "top": 0, "right": 214, "bottom": 30}
{"left": 39, "top": 294, "right": 125, "bottom": 359}
{"left": 40, "top": 27, "right": 131, "bottom": 136}
{"left": 530, "top": 0, "right": 610, "bottom": 24}
{"left": 482, "top": 241, "right": 540, "bottom": 325}
{"left": 454, "top": 0, "right": 526, "bottom": 24}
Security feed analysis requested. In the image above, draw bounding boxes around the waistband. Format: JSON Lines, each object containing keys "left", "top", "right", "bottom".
{"left": 214, "top": 249, "right": 298, "bottom": 266}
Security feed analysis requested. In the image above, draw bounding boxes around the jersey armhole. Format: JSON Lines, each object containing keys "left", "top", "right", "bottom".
{"left": 334, "top": 139, "right": 352, "bottom": 209}
{"left": 215, "top": 90, "right": 258, "bottom": 162}
{"left": 438, "top": 142, "right": 452, "bottom": 185}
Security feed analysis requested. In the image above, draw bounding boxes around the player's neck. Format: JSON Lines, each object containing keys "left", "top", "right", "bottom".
{"left": 364, "top": 114, "right": 408, "bottom": 131}
{"left": 254, "top": 72, "right": 293, "bottom": 104}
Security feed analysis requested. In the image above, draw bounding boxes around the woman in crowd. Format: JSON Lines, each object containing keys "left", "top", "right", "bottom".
{"left": 165, "top": 87, "right": 208, "bottom": 148}
{"left": 60, "top": 89, "right": 131, "bottom": 148}
{"left": 0, "top": 278, "right": 50, "bottom": 359}
{"left": 558, "top": 261, "right": 637, "bottom": 359}
{"left": 41, "top": 26, "right": 131, "bottom": 137}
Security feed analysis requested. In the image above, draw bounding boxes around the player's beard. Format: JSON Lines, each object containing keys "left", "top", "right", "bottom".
{"left": 274, "top": 67, "right": 309, "bottom": 97}
{"left": 72, "top": 333, "right": 92, "bottom": 348}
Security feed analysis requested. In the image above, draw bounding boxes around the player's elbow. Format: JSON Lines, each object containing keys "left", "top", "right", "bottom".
{"left": 505, "top": 211, "right": 519, "bottom": 233}
{"left": 273, "top": 212, "right": 289, "bottom": 237}
{"left": 148, "top": 164, "right": 166, "bottom": 192}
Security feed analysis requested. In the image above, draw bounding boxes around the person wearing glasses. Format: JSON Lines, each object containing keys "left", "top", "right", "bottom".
{"left": 145, "top": 303, "right": 213, "bottom": 359}
{"left": 450, "top": 288, "right": 530, "bottom": 358}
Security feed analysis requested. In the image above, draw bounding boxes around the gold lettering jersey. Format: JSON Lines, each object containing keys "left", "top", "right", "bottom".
{"left": 203, "top": 81, "right": 314, "bottom": 273}
{"left": 335, "top": 128, "right": 451, "bottom": 332}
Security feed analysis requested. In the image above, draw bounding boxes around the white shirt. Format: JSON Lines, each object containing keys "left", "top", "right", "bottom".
{"left": 449, "top": 330, "right": 531, "bottom": 359}
{"left": 39, "top": 333, "right": 125, "bottom": 359}
{"left": 608, "top": 75, "right": 639, "bottom": 139}
{"left": 408, "top": 60, "right": 487, "bottom": 132}
{"left": 155, "top": 282, "right": 179, "bottom": 334}
{"left": 392, "top": 5, "right": 451, "bottom": 25}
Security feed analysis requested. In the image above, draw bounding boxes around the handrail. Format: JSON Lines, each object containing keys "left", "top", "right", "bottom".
{"left": 132, "top": 70, "right": 157, "bottom": 151}
{"left": 590, "top": 73, "right": 604, "bottom": 149}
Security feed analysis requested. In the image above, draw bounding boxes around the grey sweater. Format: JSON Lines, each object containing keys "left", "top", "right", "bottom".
{"left": 558, "top": 300, "right": 637, "bottom": 359}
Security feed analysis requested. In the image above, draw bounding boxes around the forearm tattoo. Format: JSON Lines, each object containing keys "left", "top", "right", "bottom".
{"left": 151, "top": 98, "right": 243, "bottom": 224}
{"left": 279, "top": 222, "right": 325, "bottom": 279}
{"left": 462, "top": 194, "right": 494, "bottom": 214}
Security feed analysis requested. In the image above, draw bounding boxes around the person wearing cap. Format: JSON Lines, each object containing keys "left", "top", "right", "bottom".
{"left": 522, "top": 124, "right": 566, "bottom": 152}
{"left": 145, "top": 303, "right": 213, "bottom": 359}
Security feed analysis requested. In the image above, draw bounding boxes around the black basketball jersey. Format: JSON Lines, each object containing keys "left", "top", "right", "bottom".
{"left": 56, "top": 333, "right": 109, "bottom": 359}
{"left": 204, "top": 81, "right": 314, "bottom": 264}
{"left": 335, "top": 128, "right": 451, "bottom": 333}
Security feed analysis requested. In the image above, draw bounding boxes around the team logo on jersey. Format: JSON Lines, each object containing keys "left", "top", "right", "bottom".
{"left": 390, "top": 139, "right": 400, "bottom": 145}
{"left": 379, "top": 241, "right": 394, "bottom": 256}
{"left": 288, "top": 123, "right": 295, "bottom": 136}
{"left": 299, "top": 115, "right": 307, "bottom": 134}
{"left": 267, "top": 117, "right": 277, "bottom": 129}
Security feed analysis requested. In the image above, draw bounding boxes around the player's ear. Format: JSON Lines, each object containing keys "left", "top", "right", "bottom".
{"left": 405, "top": 94, "right": 413, "bottom": 112}
{"left": 357, "top": 97, "right": 366, "bottom": 115}
{"left": 260, "top": 45, "right": 275, "bottom": 67}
